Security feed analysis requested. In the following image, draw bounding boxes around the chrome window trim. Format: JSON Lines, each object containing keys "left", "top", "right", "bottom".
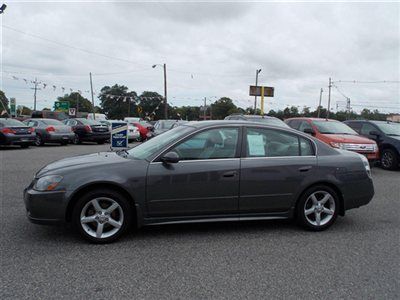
{"left": 150, "top": 158, "right": 240, "bottom": 165}
{"left": 150, "top": 123, "right": 319, "bottom": 163}
{"left": 241, "top": 156, "right": 316, "bottom": 160}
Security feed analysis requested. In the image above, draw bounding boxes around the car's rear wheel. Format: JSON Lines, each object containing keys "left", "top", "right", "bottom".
{"left": 34, "top": 135, "right": 44, "bottom": 146}
{"left": 60, "top": 141, "right": 68, "bottom": 146}
{"left": 20, "top": 144, "right": 30, "bottom": 149}
{"left": 72, "top": 189, "right": 132, "bottom": 243}
{"left": 72, "top": 134, "right": 81, "bottom": 145}
{"left": 296, "top": 186, "right": 339, "bottom": 231}
{"left": 380, "top": 149, "right": 398, "bottom": 170}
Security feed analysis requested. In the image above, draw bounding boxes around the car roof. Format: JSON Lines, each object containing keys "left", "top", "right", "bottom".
{"left": 286, "top": 117, "right": 339, "bottom": 122}
{"left": 184, "top": 120, "right": 293, "bottom": 130}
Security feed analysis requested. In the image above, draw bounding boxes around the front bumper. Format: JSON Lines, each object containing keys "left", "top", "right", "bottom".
{"left": 23, "top": 188, "right": 68, "bottom": 224}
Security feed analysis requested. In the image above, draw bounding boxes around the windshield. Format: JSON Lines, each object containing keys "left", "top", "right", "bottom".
{"left": 313, "top": 120, "right": 357, "bottom": 134}
{"left": 248, "top": 117, "right": 289, "bottom": 128}
{"left": 42, "top": 119, "right": 64, "bottom": 125}
{"left": 127, "top": 125, "right": 194, "bottom": 160}
{"left": 372, "top": 122, "right": 400, "bottom": 135}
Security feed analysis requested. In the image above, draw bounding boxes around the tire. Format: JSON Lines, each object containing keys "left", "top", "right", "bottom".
{"left": 72, "top": 134, "right": 81, "bottom": 145}
{"left": 72, "top": 189, "right": 132, "bottom": 243}
{"left": 60, "top": 141, "right": 68, "bottom": 146}
{"left": 380, "top": 149, "right": 399, "bottom": 170}
{"left": 34, "top": 135, "right": 44, "bottom": 146}
{"left": 296, "top": 185, "right": 339, "bottom": 231}
{"left": 97, "top": 140, "right": 105, "bottom": 145}
{"left": 20, "top": 144, "right": 29, "bottom": 149}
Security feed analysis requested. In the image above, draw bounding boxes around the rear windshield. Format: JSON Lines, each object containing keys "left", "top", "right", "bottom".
{"left": 78, "top": 119, "right": 102, "bottom": 125}
{"left": 313, "top": 120, "right": 357, "bottom": 135}
{"left": 247, "top": 117, "right": 289, "bottom": 128}
{"left": 0, "top": 119, "right": 26, "bottom": 127}
{"left": 42, "top": 119, "right": 64, "bottom": 125}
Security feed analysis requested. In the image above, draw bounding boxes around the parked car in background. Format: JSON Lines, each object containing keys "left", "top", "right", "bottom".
{"left": 87, "top": 113, "right": 107, "bottom": 121}
{"left": 285, "top": 118, "right": 379, "bottom": 161}
{"left": 224, "top": 113, "right": 290, "bottom": 128}
{"left": 124, "top": 117, "right": 142, "bottom": 123}
{"left": 344, "top": 120, "right": 400, "bottom": 170}
{"left": 0, "top": 118, "right": 35, "bottom": 148}
{"left": 31, "top": 110, "right": 69, "bottom": 121}
{"left": 24, "top": 121, "right": 374, "bottom": 243}
{"left": 153, "top": 119, "right": 182, "bottom": 136}
{"left": 24, "top": 118, "right": 74, "bottom": 146}
{"left": 63, "top": 118, "right": 109, "bottom": 144}
{"left": 127, "top": 122, "right": 152, "bottom": 142}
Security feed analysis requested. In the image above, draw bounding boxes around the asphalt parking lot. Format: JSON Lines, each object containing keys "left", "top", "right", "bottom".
{"left": 1, "top": 144, "right": 399, "bottom": 299}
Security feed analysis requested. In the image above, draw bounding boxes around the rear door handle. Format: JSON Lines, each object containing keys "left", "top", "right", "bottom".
{"left": 298, "top": 166, "right": 312, "bottom": 172}
{"left": 223, "top": 171, "right": 237, "bottom": 178}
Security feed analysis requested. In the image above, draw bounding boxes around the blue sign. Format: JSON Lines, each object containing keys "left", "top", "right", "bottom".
{"left": 111, "top": 122, "right": 128, "bottom": 149}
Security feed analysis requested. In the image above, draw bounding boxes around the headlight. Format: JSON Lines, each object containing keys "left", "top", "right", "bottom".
{"left": 330, "top": 142, "right": 345, "bottom": 149}
{"left": 34, "top": 175, "right": 63, "bottom": 191}
{"left": 357, "top": 154, "right": 371, "bottom": 178}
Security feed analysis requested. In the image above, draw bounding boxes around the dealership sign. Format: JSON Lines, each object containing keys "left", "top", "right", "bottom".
{"left": 10, "top": 98, "right": 16, "bottom": 117}
{"left": 54, "top": 101, "right": 70, "bottom": 112}
{"left": 111, "top": 122, "right": 128, "bottom": 150}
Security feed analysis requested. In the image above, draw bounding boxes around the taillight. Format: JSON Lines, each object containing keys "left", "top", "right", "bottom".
{"left": 1, "top": 127, "right": 15, "bottom": 134}
{"left": 84, "top": 125, "right": 92, "bottom": 133}
{"left": 46, "top": 126, "right": 56, "bottom": 132}
{"left": 28, "top": 127, "right": 35, "bottom": 133}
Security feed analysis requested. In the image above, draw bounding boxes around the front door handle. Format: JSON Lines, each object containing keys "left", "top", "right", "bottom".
{"left": 298, "top": 166, "right": 312, "bottom": 172}
{"left": 223, "top": 171, "right": 237, "bottom": 177}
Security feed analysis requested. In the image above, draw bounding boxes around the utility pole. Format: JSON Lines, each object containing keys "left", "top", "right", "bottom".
{"left": 89, "top": 72, "right": 95, "bottom": 120}
{"left": 254, "top": 69, "right": 261, "bottom": 114}
{"left": 346, "top": 97, "right": 351, "bottom": 120}
{"left": 76, "top": 92, "right": 79, "bottom": 116}
{"left": 317, "top": 88, "right": 323, "bottom": 118}
{"left": 163, "top": 63, "right": 168, "bottom": 119}
{"left": 203, "top": 97, "right": 207, "bottom": 120}
{"left": 127, "top": 97, "right": 131, "bottom": 117}
{"left": 327, "top": 77, "right": 332, "bottom": 119}
{"left": 31, "top": 78, "right": 40, "bottom": 111}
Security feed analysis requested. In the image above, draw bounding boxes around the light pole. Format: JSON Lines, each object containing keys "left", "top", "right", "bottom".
{"left": 152, "top": 63, "right": 168, "bottom": 119}
{"left": 0, "top": 4, "right": 7, "bottom": 14}
{"left": 254, "top": 69, "right": 262, "bottom": 114}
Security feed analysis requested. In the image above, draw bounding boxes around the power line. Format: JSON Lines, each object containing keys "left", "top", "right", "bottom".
{"left": 333, "top": 80, "right": 400, "bottom": 84}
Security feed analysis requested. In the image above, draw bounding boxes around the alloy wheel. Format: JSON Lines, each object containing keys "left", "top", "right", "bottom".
{"left": 35, "top": 135, "right": 42, "bottom": 146}
{"left": 381, "top": 151, "right": 393, "bottom": 169}
{"left": 304, "top": 191, "right": 336, "bottom": 227}
{"left": 80, "top": 197, "right": 124, "bottom": 239}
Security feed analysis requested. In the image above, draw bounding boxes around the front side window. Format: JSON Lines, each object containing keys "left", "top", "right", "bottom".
{"left": 360, "top": 123, "right": 377, "bottom": 136}
{"left": 172, "top": 127, "right": 239, "bottom": 160}
{"left": 245, "top": 128, "right": 314, "bottom": 157}
{"left": 298, "top": 121, "right": 312, "bottom": 132}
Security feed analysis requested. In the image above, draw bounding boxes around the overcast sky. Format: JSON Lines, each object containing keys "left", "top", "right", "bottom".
{"left": 1, "top": 0, "right": 399, "bottom": 113}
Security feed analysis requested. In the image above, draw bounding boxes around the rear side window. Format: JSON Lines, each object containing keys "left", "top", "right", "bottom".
{"left": 245, "top": 128, "right": 314, "bottom": 157}
{"left": 286, "top": 119, "right": 301, "bottom": 130}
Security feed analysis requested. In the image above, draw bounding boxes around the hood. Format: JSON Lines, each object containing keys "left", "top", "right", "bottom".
{"left": 321, "top": 134, "right": 375, "bottom": 144}
{"left": 36, "top": 152, "right": 127, "bottom": 177}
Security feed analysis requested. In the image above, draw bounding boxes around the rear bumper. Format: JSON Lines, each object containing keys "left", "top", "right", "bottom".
{"left": 342, "top": 175, "right": 374, "bottom": 211}
{"left": 1, "top": 134, "right": 36, "bottom": 145}
{"left": 46, "top": 133, "right": 75, "bottom": 142}
{"left": 23, "top": 188, "right": 68, "bottom": 224}
{"left": 81, "top": 132, "right": 110, "bottom": 141}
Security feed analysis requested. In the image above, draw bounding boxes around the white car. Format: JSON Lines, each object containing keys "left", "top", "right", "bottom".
{"left": 127, "top": 123, "right": 140, "bottom": 141}
{"left": 124, "top": 117, "right": 142, "bottom": 123}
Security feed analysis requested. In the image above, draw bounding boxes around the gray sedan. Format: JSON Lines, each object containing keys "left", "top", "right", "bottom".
{"left": 24, "top": 121, "right": 374, "bottom": 243}
{"left": 24, "top": 118, "right": 74, "bottom": 146}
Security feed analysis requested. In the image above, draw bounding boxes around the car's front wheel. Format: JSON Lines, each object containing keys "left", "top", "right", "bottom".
{"left": 296, "top": 186, "right": 339, "bottom": 231}
{"left": 72, "top": 134, "right": 81, "bottom": 145}
{"left": 380, "top": 149, "right": 399, "bottom": 170}
{"left": 72, "top": 189, "right": 132, "bottom": 243}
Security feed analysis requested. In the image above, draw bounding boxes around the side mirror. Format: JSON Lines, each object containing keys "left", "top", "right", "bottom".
{"left": 369, "top": 130, "right": 380, "bottom": 137}
{"left": 161, "top": 151, "right": 179, "bottom": 164}
{"left": 303, "top": 128, "right": 315, "bottom": 135}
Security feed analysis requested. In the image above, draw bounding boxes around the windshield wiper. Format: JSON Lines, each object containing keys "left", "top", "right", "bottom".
{"left": 387, "top": 134, "right": 400, "bottom": 136}
{"left": 116, "top": 149, "right": 129, "bottom": 157}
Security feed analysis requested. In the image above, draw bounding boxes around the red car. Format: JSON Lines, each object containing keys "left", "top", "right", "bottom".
{"left": 285, "top": 118, "right": 379, "bottom": 161}
{"left": 131, "top": 122, "right": 152, "bottom": 142}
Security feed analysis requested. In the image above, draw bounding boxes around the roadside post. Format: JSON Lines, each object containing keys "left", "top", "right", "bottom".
{"left": 249, "top": 85, "right": 274, "bottom": 115}
{"left": 10, "top": 98, "right": 16, "bottom": 117}
{"left": 68, "top": 108, "right": 76, "bottom": 117}
{"left": 111, "top": 122, "right": 128, "bottom": 150}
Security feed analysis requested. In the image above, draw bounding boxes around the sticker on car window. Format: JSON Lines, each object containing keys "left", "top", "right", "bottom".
{"left": 248, "top": 135, "right": 265, "bottom": 156}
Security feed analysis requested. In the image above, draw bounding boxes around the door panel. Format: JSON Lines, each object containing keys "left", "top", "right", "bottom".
{"left": 146, "top": 159, "right": 240, "bottom": 217}
{"left": 240, "top": 156, "right": 317, "bottom": 213}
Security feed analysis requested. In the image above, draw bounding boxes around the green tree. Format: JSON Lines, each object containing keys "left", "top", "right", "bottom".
{"left": 99, "top": 84, "right": 137, "bottom": 120}
{"left": 17, "top": 105, "right": 32, "bottom": 116}
{"left": 210, "top": 97, "right": 238, "bottom": 119}
{"left": 139, "top": 91, "right": 166, "bottom": 120}
{"left": 57, "top": 92, "right": 93, "bottom": 113}
{"left": 0, "top": 90, "right": 9, "bottom": 115}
